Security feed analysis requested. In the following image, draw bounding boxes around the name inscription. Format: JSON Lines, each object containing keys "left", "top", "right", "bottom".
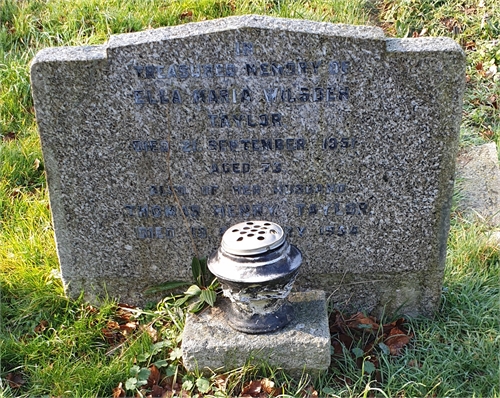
{"left": 124, "top": 41, "right": 367, "bottom": 241}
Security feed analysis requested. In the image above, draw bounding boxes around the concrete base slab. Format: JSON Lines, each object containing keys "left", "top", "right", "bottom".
{"left": 181, "top": 290, "right": 330, "bottom": 376}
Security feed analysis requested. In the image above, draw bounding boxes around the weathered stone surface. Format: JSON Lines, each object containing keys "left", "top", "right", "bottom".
{"left": 31, "top": 15, "right": 465, "bottom": 315}
{"left": 181, "top": 290, "right": 330, "bottom": 375}
{"left": 456, "top": 142, "right": 500, "bottom": 226}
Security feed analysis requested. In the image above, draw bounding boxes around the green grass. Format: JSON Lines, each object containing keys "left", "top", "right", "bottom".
{"left": 1, "top": 0, "right": 499, "bottom": 396}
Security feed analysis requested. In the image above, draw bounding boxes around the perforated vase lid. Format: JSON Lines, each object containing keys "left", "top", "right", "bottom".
{"left": 221, "top": 221, "right": 285, "bottom": 256}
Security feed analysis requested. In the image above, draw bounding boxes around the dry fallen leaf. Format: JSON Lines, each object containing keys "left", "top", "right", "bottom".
{"left": 485, "top": 64, "right": 498, "bottom": 78}
{"left": 147, "top": 365, "right": 161, "bottom": 387}
{"left": 301, "top": 385, "right": 319, "bottom": 397}
{"left": 84, "top": 304, "right": 99, "bottom": 314}
{"left": 332, "top": 333, "right": 354, "bottom": 355}
{"left": 261, "top": 377, "right": 279, "bottom": 396}
{"left": 345, "top": 312, "right": 379, "bottom": 332}
{"left": 116, "top": 303, "right": 138, "bottom": 322}
{"left": 112, "top": 382, "right": 126, "bottom": 398}
{"left": 102, "top": 321, "right": 125, "bottom": 344}
{"left": 6, "top": 372, "right": 26, "bottom": 389}
{"left": 149, "top": 384, "right": 165, "bottom": 397}
{"left": 119, "top": 321, "right": 138, "bottom": 336}
{"left": 489, "top": 95, "right": 498, "bottom": 109}
{"left": 442, "top": 17, "right": 459, "bottom": 32}
{"left": 480, "top": 130, "right": 494, "bottom": 140}
{"left": 331, "top": 309, "right": 414, "bottom": 375}
{"left": 180, "top": 10, "right": 193, "bottom": 19}
{"left": 214, "top": 374, "right": 228, "bottom": 389}
{"left": 2, "top": 132, "right": 16, "bottom": 141}
{"left": 241, "top": 379, "right": 263, "bottom": 397}
{"left": 107, "top": 320, "right": 120, "bottom": 329}
{"left": 34, "top": 320, "right": 49, "bottom": 334}
{"left": 140, "top": 323, "right": 158, "bottom": 342}
{"left": 384, "top": 327, "right": 413, "bottom": 355}
{"left": 464, "top": 41, "right": 476, "bottom": 50}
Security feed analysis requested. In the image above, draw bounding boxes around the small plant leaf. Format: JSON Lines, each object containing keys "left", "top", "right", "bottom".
{"left": 151, "top": 340, "right": 170, "bottom": 355}
{"left": 165, "top": 364, "right": 176, "bottom": 377}
{"left": 200, "top": 289, "right": 217, "bottom": 307}
{"left": 169, "top": 347, "right": 183, "bottom": 361}
{"left": 153, "top": 359, "right": 169, "bottom": 368}
{"left": 188, "top": 299, "right": 206, "bottom": 313}
{"left": 185, "top": 285, "right": 202, "bottom": 297}
{"left": 136, "top": 379, "right": 148, "bottom": 387}
{"left": 199, "top": 257, "right": 208, "bottom": 285}
{"left": 379, "top": 342, "right": 390, "bottom": 355}
{"left": 129, "top": 365, "right": 140, "bottom": 376}
{"left": 191, "top": 257, "right": 202, "bottom": 285}
{"left": 173, "top": 294, "right": 191, "bottom": 307}
{"left": 182, "top": 380, "right": 194, "bottom": 391}
{"left": 364, "top": 361, "right": 376, "bottom": 374}
{"left": 352, "top": 347, "right": 364, "bottom": 359}
{"left": 137, "top": 367, "right": 151, "bottom": 381}
{"left": 322, "top": 387, "right": 337, "bottom": 395}
{"left": 137, "top": 352, "right": 149, "bottom": 363}
{"left": 145, "top": 280, "right": 190, "bottom": 294}
{"left": 196, "top": 377, "right": 211, "bottom": 393}
{"left": 125, "top": 377, "right": 137, "bottom": 391}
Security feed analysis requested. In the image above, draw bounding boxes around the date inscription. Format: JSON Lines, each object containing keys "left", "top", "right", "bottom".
{"left": 124, "top": 41, "right": 370, "bottom": 243}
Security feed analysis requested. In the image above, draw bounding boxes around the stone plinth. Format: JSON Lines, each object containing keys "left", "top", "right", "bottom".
{"left": 181, "top": 290, "right": 331, "bottom": 375}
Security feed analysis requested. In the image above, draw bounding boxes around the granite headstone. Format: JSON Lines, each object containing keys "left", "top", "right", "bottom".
{"left": 31, "top": 15, "right": 465, "bottom": 315}
{"left": 456, "top": 142, "right": 500, "bottom": 226}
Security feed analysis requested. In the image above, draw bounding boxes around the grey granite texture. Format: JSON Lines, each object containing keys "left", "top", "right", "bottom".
{"left": 181, "top": 290, "right": 331, "bottom": 375}
{"left": 30, "top": 15, "right": 466, "bottom": 315}
{"left": 456, "top": 142, "right": 500, "bottom": 226}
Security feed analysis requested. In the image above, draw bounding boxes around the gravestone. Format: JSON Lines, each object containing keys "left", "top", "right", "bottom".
{"left": 31, "top": 15, "right": 465, "bottom": 316}
{"left": 456, "top": 143, "right": 500, "bottom": 226}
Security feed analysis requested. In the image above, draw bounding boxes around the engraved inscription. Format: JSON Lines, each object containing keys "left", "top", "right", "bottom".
{"left": 208, "top": 113, "right": 282, "bottom": 127}
{"left": 134, "top": 63, "right": 237, "bottom": 79}
{"left": 207, "top": 138, "right": 305, "bottom": 152}
{"left": 137, "top": 226, "right": 175, "bottom": 239}
{"left": 319, "top": 225, "right": 359, "bottom": 236}
{"left": 296, "top": 202, "right": 368, "bottom": 216}
{"left": 123, "top": 40, "right": 368, "bottom": 241}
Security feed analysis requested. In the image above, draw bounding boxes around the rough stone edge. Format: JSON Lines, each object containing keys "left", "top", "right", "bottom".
{"left": 31, "top": 45, "right": 106, "bottom": 64}
{"left": 386, "top": 37, "right": 464, "bottom": 54}
{"left": 107, "top": 15, "right": 386, "bottom": 48}
{"left": 30, "top": 16, "right": 466, "bottom": 67}
{"left": 30, "top": 48, "right": 109, "bottom": 297}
